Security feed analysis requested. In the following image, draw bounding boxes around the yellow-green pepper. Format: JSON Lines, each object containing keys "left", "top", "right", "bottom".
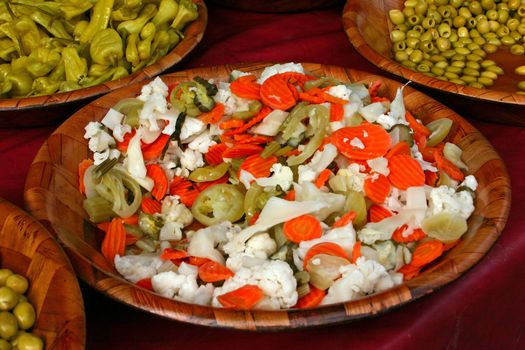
{"left": 171, "top": 0, "right": 198, "bottom": 31}
{"left": 29, "top": 10, "right": 72, "bottom": 39}
{"left": 14, "top": 16, "right": 41, "bottom": 55}
{"left": 32, "top": 77, "right": 60, "bottom": 96}
{"left": 0, "top": 23, "right": 22, "bottom": 56}
{"left": 125, "top": 33, "right": 140, "bottom": 67}
{"left": 152, "top": 0, "right": 179, "bottom": 28}
{"left": 112, "top": 0, "right": 143, "bottom": 21}
{"left": 0, "top": 2, "right": 12, "bottom": 22}
{"left": 62, "top": 47, "right": 87, "bottom": 83}
{"left": 79, "top": 0, "right": 114, "bottom": 44}
{"left": 0, "top": 39, "right": 16, "bottom": 61}
{"left": 90, "top": 28, "right": 124, "bottom": 66}
{"left": 89, "top": 63, "right": 112, "bottom": 78}
{"left": 6, "top": 71, "right": 33, "bottom": 97}
{"left": 117, "top": 3, "right": 157, "bottom": 36}
{"left": 26, "top": 48, "right": 61, "bottom": 78}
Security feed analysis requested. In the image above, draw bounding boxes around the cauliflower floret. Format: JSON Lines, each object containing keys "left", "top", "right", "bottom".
{"left": 257, "top": 62, "right": 305, "bottom": 84}
{"left": 321, "top": 257, "right": 403, "bottom": 305}
{"left": 159, "top": 196, "right": 193, "bottom": 241}
{"left": 188, "top": 222, "right": 240, "bottom": 264}
{"left": 376, "top": 114, "right": 397, "bottom": 130}
{"left": 137, "top": 77, "right": 169, "bottom": 100}
{"left": 297, "top": 144, "right": 338, "bottom": 184}
{"left": 84, "top": 122, "right": 115, "bottom": 153}
{"left": 359, "top": 102, "right": 387, "bottom": 123}
{"left": 176, "top": 147, "right": 205, "bottom": 171}
{"left": 428, "top": 185, "right": 475, "bottom": 219}
{"left": 244, "top": 233, "right": 277, "bottom": 259}
{"left": 326, "top": 85, "right": 351, "bottom": 101}
{"left": 114, "top": 254, "right": 164, "bottom": 283}
{"left": 101, "top": 108, "right": 131, "bottom": 143}
{"left": 255, "top": 163, "right": 294, "bottom": 191}
{"left": 214, "top": 82, "right": 251, "bottom": 115}
{"left": 213, "top": 260, "right": 297, "bottom": 309}
{"left": 461, "top": 175, "right": 478, "bottom": 191}
{"left": 367, "top": 157, "right": 390, "bottom": 176}
{"left": 187, "top": 130, "right": 216, "bottom": 153}
{"left": 358, "top": 227, "right": 392, "bottom": 245}
{"left": 93, "top": 148, "right": 120, "bottom": 166}
{"left": 139, "top": 93, "right": 168, "bottom": 131}
{"left": 336, "top": 163, "right": 367, "bottom": 192}
{"left": 180, "top": 117, "right": 206, "bottom": 142}
{"left": 294, "top": 182, "right": 345, "bottom": 221}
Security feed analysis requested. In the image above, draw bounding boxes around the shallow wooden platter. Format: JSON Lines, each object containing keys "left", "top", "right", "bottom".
{"left": 209, "top": 0, "right": 343, "bottom": 12}
{"left": 343, "top": 0, "right": 525, "bottom": 126}
{"left": 0, "top": 198, "right": 85, "bottom": 348}
{"left": 24, "top": 63, "right": 510, "bottom": 330}
{"left": 0, "top": 0, "right": 207, "bottom": 128}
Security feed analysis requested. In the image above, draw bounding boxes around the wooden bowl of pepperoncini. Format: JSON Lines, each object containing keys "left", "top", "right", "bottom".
{"left": 0, "top": 0, "right": 207, "bottom": 127}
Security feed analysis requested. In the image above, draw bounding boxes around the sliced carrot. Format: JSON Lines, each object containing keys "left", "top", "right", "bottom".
{"left": 391, "top": 225, "right": 426, "bottom": 243}
{"left": 411, "top": 240, "right": 444, "bottom": 267}
{"left": 230, "top": 75, "right": 261, "bottom": 100}
{"left": 78, "top": 159, "right": 93, "bottom": 194}
{"left": 388, "top": 154, "right": 425, "bottom": 190}
{"left": 194, "top": 174, "right": 229, "bottom": 192}
{"left": 284, "top": 149, "right": 301, "bottom": 157}
{"left": 248, "top": 212, "right": 260, "bottom": 225}
{"left": 142, "top": 134, "right": 170, "bottom": 161}
{"left": 135, "top": 277, "right": 153, "bottom": 291}
{"left": 332, "top": 124, "right": 391, "bottom": 160}
{"left": 371, "top": 96, "right": 389, "bottom": 103}
{"left": 398, "top": 263, "right": 421, "bottom": 281}
{"left": 434, "top": 150, "right": 465, "bottom": 182}
{"left": 222, "top": 143, "right": 263, "bottom": 159}
{"left": 239, "top": 154, "right": 277, "bottom": 178}
{"left": 219, "top": 119, "right": 245, "bottom": 130}
{"left": 318, "top": 136, "right": 332, "bottom": 151}
{"left": 146, "top": 164, "right": 168, "bottom": 201}
{"left": 260, "top": 74, "right": 297, "bottom": 110}
{"left": 364, "top": 173, "right": 391, "bottom": 204}
{"left": 97, "top": 222, "right": 110, "bottom": 232}
{"left": 188, "top": 256, "right": 212, "bottom": 267}
{"left": 199, "top": 102, "right": 225, "bottom": 124}
{"left": 351, "top": 241, "right": 362, "bottom": 264}
{"left": 223, "top": 106, "right": 273, "bottom": 136}
{"left": 283, "top": 214, "right": 322, "bottom": 244}
{"left": 332, "top": 211, "right": 356, "bottom": 228}
{"left": 421, "top": 144, "right": 445, "bottom": 162}
{"left": 125, "top": 234, "right": 139, "bottom": 246}
{"left": 413, "top": 132, "right": 427, "bottom": 151}
{"left": 198, "top": 260, "right": 234, "bottom": 283}
{"left": 368, "top": 205, "right": 393, "bottom": 223}
{"left": 175, "top": 187, "right": 200, "bottom": 207}
{"left": 368, "top": 80, "right": 382, "bottom": 98}
{"left": 205, "top": 143, "right": 228, "bottom": 165}
{"left": 170, "top": 175, "right": 201, "bottom": 206}
{"left": 116, "top": 130, "right": 136, "bottom": 152}
{"left": 322, "top": 91, "right": 348, "bottom": 105}
{"left": 385, "top": 141, "right": 411, "bottom": 159}
{"left": 141, "top": 197, "right": 162, "bottom": 214}
{"left": 217, "top": 285, "right": 264, "bottom": 310}
{"left": 236, "top": 135, "right": 273, "bottom": 145}
{"left": 160, "top": 248, "right": 189, "bottom": 261}
{"left": 294, "top": 285, "right": 326, "bottom": 308}
{"left": 101, "top": 218, "right": 126, "bottom": 263}
{"left": 303, "top": 242, "right": 349, "bottom": 269}
{"left": 299, "top": 92, "right": 324, "bottom": 104}
{"left": 405, "top": 111, "right": 430, "bottom": 137}
{"left": 425, "top": 170, "right": 439, "bottom": 186}
{"left": 314, "top": 169, "right": 332, "bottom": 189}
{"left": 330, "top": 103, "right": 344, "bottom": 122}
{"left": 283, "top": 190, "right": 295, "bottom": 201}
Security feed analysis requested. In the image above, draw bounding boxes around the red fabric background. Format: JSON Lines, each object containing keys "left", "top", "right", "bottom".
{"left": 0, "top": 3, "right": 524, "bottom": 349}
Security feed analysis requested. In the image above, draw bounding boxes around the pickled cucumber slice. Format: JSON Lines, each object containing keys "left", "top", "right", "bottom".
{"left": 421, "top": 211, "right": 468, "bottom": 243}
{"left": 426, "top": 118, "right": 453, "bottom": 147}
{"left": 344, "top": 190, "right": 367, "bottom": 229}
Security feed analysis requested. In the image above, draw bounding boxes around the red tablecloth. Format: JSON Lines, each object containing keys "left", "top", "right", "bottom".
{"left": 1, "top": 3, "right": 524, "bottom": 349}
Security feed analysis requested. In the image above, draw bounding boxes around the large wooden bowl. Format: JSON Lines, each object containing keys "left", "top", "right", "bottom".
{"left": 343, "top": 0, "right": 525, "bottom": 126}
{"left": 0, "top": 198, "right": 85, "bottom": 348}
{"left": 209, "top": 0, "right": 343, "bottom": 12}
{"left": 0, "top": 0, "right": 207, "bottom": 128}
{"left": 24, "top": 63, "right": 511, "bottom": 330}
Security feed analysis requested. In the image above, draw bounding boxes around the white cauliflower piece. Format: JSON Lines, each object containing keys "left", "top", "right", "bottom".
{"left": 336, "top": 163, "right": 367, "bottom": 192}
{"left": 187, "top": 130, "right": 216, "bottom": 153}
{"left": 326, "top": 85, "right": 351, "bottom": 101}
{"left": 159, "top": 196, "right": 193, "bottom": 241}
{"left": 93, "top": 148, "right": 120, "bottom": 166}
{"left": 114, "top": 254, "right": 164, "bottom": 283}
{"left": 137, "top": 77, "right": 169, "bottom": 100}
{"left": 367, "top": 157, "right": 390, "bottom": 176}
{"left": 461, "top": 175, "right": 478, "bottom": 191}
{"left": 376, "top": 114, "right": 397, "bottom": 130}
{"left": 250, "top": 110, "right": 289, "bottom": 136}
{"left": 321, "top": 257, "right": 402, "bottom": 305}
{"left": 139, "top": 93, "right": 168, "bottom": 132}
{"left": 213, "top": 82, "right": 251, "bottom": 115}
{"left": 359, "top": 102, "right": 387, "bottom": 123}
{"left": 213, "top": 260, "right": 297, "bottom": 309}
{"left": 84, "top": 121, "right": 115, "bottom": 153}
{"left": 101, "top": 108, "right": 126, "bottom": 137}
{"left": 255, "top": 163, "right": 294, "bottom": 191}
{"left": 428, "top": 185, "right": 475, "bottom": 219}
{"left": 180, "top": 117, "right": 206, "bottom": 142}
{"left": 239, "top": 169, "right": 256, "bottom": 189}
{"left": 244, "top": 233, "right": 277, "bottom": 259}
{"left": 257, "top": 62, "right": 305, "bottom": 84}
{"left": 294, "top": 182, "right": 345, "bottom": 221}
{"left": 297, "top": 143, "right": 338, "bottom": 184}
{"left": 176, "top": 147, "right": 205, "bottom": 171}
{"left": 188, "top": 222, "right": 240, "bottom": 264}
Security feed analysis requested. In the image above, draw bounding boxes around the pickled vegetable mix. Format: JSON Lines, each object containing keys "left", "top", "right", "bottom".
{"left": 80, "top": 63, "right": 478, "bottom": 310}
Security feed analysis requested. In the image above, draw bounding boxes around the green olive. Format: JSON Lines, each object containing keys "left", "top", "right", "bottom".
{"left": 426, "top": 118, "right": 453, "bottom": 147}
{"left": 431, "top": 66, "right": 445, "bottom": 76}
{"left": 389, "top": 9, "right": 405, "bottom": 25}
{"left": 469, "top": 81, "right": 485, "bottom": 88}
{"left": 466, "top": 61, "right": 481, "bottom": 70}
{"left": 0, "top": 288, "right": 18, "bottom": 312}
{"left": 435, "top": 60, "right": 449, "bottom": 68}
{"left": 393, "top": 40, "right": 408, "bottom": 52}
{"left": 517, "top": 81, "right": 525, "bottom": 91}
{"left": 407, "top": 29, "right": 422, "bottom": 39}
{"left": 12, "top": 303, "right": 35, "bottom": 330}
{"left": 488, "top": 19, "right": 500, "bottom": 32}
{"left": 191, "top": 184, "right": 245, "bottom": 226}
{"left": 457, "top": 26, "right": 469, "bottom": 38}
{"left": 0, "top": 312, "right": 18, "bottom": 339}
{"left": 469, "top": 1, "right": 483, "bottom": 16}
{"left": 5, "top": 275, "right": 28, "bottom": 295}
{"left": 446, "top": 65, "right": 462, "bottom": 74}
{"left": 500, "top": 35, "right": 516, "bottom": 46}
{"left": 507, "top": 18, "right": 520, "bottom": 31}
{"left": 395, "top": 51, "right": 409, "bottom": 62}
{"left": 409, "top": 49, "right": 424, "bottom": 63}
{"left": 473, "top": 36, "right": 486, "bottom": 46}
{"left": 508, "top": 0, "right": 521, "bottom": 11}
{"left": 510, "top": 44, "right": 525, "bottom": 55}
{"left": 453, "top": 15, "right": 466, "bottom": 28}
{"left": 486, "top": 9, "right": 498, "bottom": 21}
{"left": 480, "top": 71, "right": 498, "bottom": 80}
{"left": 460, "top": 75, "right": 478, "bottom": 83}
{"left": 0, "top": 338, "right": 10, "bottom": 350}
{"left": 451, "top": 60, "right": 466, "bottom": 68}
{"left": 486, "top": 65, "right": 504, "bottom": 75}
{"left": 459, "top": 7, "right": 472, "bottom": 19}
{"left": 390, "top": 30, "right": 406, "bottom": 42}
{"left": 514, "top": 65, "right": 525, "bottom": 75}
{"left": 497, "top": 9, "right": 509, "bottom": 24}
{"left": 463, "top": 68, "right": 481, "bottom": 77}
{"left": 0, "top": 271, "right": 13, "bottom": 287}
{"left": 478, "top": 76, "right": 494, "bottom": 86}
{"left": 14, "top": 333, "right": 43, "bottom": 350}
{"left": 482, "top": 43, "right": 499, "bottom": 53}
{"left": 476, "top": 19, "right": 490, "bottom": 34}
{"left": 444, "top": 71, "right": 459, "bottom": 79}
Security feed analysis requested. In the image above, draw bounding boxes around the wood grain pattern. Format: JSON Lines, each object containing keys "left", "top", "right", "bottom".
{"left": 24, "top": 63, "right": 511, "bottom": 330}
{"left": 0, "top": 198, "right": 85, "bottom": 349}
{"left": 209, "top": 0, "right": 342, "bottom": 12}
{"left": 0, "top": 0, "right": 207, "bottom": 128}
{"left": 343, "top": 0, "right": 525, "bottom": 126}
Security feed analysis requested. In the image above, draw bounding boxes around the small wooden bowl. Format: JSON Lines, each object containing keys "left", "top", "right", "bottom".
{"left": 209, "top": 0, "right": 343, "bottom": 13}
{"left": 0, "top": 198, "right": 85, "bottom": 348}
{"left": 343, "top": 0, "right": 525, "bottom": 126}
{"left": 0, "top": 0, "right": 207, "bottom": 128}
{"left": 24, "top": 63, "right": 510, "bottom": 330}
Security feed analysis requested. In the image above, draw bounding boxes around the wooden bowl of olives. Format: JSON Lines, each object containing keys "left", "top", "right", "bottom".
{"left": 0, "top": 198, "right": 85, "bottom": 349}
{"left": 0, "top": 0, "right": 207, "bottom": 127}
{"left": 343, "top": 0, "right": 525, "bottom": 126}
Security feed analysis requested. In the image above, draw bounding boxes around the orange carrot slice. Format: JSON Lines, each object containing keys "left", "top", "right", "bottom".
{"left": 299, "top": 92, "right": 324, "bottom": 104}
{"left": 421, "top": 144, "right": 444, "bottom": 162}
{"left": 142, "top": 134, "right": 170, "bottom": 161}
{"left": 332, "top": 124, "right": 391, "bottom": 160}
{"left": 368, "top": 205, "right": 393, "bottom": 223}
{"left": 364, "top": 173, "right": 391, "bottom": 204}
{"left": 294, "top": 285, "right": 326, "bottom": 308}
{"left": 230, "top": 75, "right": 261, "bottom": 100}
{"left": 303, "top": 242, "right": 349, "bottom": 269}
{"left": 434, "top": 150, "right": 465, "bottom": 182}
{"left": 368, "top": 80, "right": 382, "bottom": 98}
{"left": 411, "top": 240, "right": 444, "bottom": 267}
{"left": 125, "top": 234, "right": 139, "bottom": 246}
{"left": 222, "top": 143, "right": 263, "bottom": 159}
{"left": 248, "top": 212, "right": 260, "bottom": 225}
{"left": 385, "top": 141, "right": 411, "bottom": 159}
{"left": 239, "top": 154, "right": 277, "bottom": 178}
{"left": 314, "top": 169, "right": 332, "bottom": 189}
{"left": 141, "top": 197, "right": 162, "bottom": 214}
{"left": 199, "top": 102, "right": 225, "bottom": 124}
{"left": 218, "top": 285, "right": 264, "bottom": 310}
{"left": 198, "top": 260, "right": 234, "bottom": 283}
{"left": 405, "top": 111, "right": 430, "bottom": 137}
{"left": 236, "top": 135, "right": 273, "bottom": 144}
{"left": 101, "top": 218, "right": 126, "bottom": 263}
{"left": 219, "top": 119, "right": 245, "bottom": 130}
{"left": 223, "top": 106, "right": 273, "bottom": 136}
{"left": 332, "top": 211, "right": 356, "bottom": 228}
{"left": 116, "top": 130, "right": 136, "bottom": 152}
{"left": 78, "top": 159, "right": 93, "bottom": 194}
{"left": 391, "top": 226, "right": 426, "bottom": 243}
{"left": 260, "top": 74, "right": 297, "bottom": 110}
{"left": 398, "top": 263, "right": 421, "bottom": 281}
{"left": 283, "top": 214, "right": 323, "bottom": 243}
{"left": 330, "top": 103, "right": 344, "bottom": 122}
{"left": 351, "top": 241, "right": 362, "bottom": 263}
{"left": 188, "top": 256, "right": 212, "bottom": 267}
{"left": 388, "top": 154, "right": 425, "bottom": 190}
{"left": 160, "top": 248, "right": 189, "bottom": 261}
{"left": 425, "top": 170, "right": 439, "bottom": 186}
{"left": 283, "top": 190, "right": 295, "bottom": 201}
{"left": 205, "top": 143, "right": 228, "bottom": 165}
{"left": 146, "top": 164, "right": 168, "bottom": 201}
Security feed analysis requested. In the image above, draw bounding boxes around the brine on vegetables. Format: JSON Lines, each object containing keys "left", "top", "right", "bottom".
{"left": 80, "top": 63, "right": 478, "bottom": 310}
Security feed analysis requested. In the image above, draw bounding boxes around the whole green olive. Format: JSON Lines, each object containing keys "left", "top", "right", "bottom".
{"left": 14, "top": 333, "right": 43, "bottom": 350}
{"left": 0, "top": 270, "right": 12, "bottom": 287}
{"left": 13, "top": 303, "right": 35, "bottom": 330}
{"left": 0, "top": 338, "right": 9, "bottom": 350}
{"left": 5, "top": 275, "right": 28, "bottom": 295}
{"left": 0, "top": 312, "right": 18, "bottom": 339}
{"left": 0, "top": 288, "right": 18, "bottom": 311}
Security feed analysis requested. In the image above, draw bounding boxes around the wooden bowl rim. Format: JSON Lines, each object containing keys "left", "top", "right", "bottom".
{"left": 0, "top": 197, "right": 86, "bottom": 348}
{"left": 24, "top": 62, "right": 511, "bottom": 330}
{"left": 342, "top": 0, "right": 525, "bottom": 106}
{"left": 0, "top": 0, "right": 207, "bottom": 112}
